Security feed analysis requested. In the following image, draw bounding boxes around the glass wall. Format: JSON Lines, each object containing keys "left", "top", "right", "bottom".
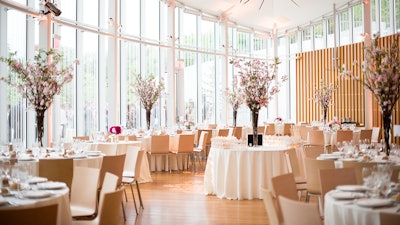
{"left": 1, "top": 0, "right": 399, "bottom": 146}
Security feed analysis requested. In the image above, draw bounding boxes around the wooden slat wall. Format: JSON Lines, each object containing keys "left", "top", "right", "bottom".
{"left": 296, "top": 34, "right": 399, "bottom": 144}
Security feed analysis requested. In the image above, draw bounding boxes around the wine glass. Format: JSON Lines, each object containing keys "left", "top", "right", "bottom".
{"left": 361, "top": 167, "right": 373, "bottom": 186}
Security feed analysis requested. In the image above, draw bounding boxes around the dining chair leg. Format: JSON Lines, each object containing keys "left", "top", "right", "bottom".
{"left": 129, "top": 183, "right": 139, "bottom": 215}
{"left": 123, "top": 188, "right": 128, "bottom": 202}
{"left": 121, "top": 201, "right": 127, "bottom": 221}
{"left": 136, "top": 180, "right": 144, "bottom": 209}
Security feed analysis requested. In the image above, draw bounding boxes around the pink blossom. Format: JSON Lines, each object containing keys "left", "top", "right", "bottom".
{"left": 0, "top": 48, "right": 79, "bottom": 111}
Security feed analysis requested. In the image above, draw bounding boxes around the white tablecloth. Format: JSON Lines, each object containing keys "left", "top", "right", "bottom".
{"left": 324, "top": 190, "right": 399, "bottom": 225}
{"left": 204, "top": 145, "right": 290, "bottom": 200}
{"left": 0, "top": 185, "right": 71, "bottom": 225}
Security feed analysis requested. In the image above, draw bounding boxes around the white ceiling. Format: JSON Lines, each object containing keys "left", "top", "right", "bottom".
{"left": 177, "top": 0, "right": 353, "bottom": 34}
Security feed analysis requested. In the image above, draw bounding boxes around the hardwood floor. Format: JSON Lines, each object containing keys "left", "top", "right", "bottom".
{"left": 119, "top": 171, "right": 269, "bottom": 225}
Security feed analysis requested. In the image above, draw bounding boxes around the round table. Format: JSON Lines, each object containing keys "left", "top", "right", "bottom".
{"left": 324, "top": 190, "right": 399, "bottom": 225}
{"left": 0, "top": 182, "right": 71, "bottom": 225}
{"left": 204, "top": 145, "right": 291, "bottom": 200}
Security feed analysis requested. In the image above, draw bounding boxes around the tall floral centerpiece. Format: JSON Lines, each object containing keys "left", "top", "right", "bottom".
{"left": 226, "top": 82, "right": 243, "bottom": 127}
{"left": 340, "top": 33, "right": 400, "bottom": 156}
{"left": 132, "top": 74, "right": 164, "bottom": 130}
{"left": 312, "top": 80, "right": 338, "bottom": 126}
{"left": 231, "top": 57, "right": 286, "bottom": 146}
{"left": 0, "top": 49, "right": 78, "bottom": 147}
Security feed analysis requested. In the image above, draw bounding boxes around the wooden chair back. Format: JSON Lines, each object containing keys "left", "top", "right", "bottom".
{"left": 39, "top": 158, "right": 73, "bottom": 190}
{"left": 303, "top": 146, "right": 324, "bottom": 159}
{"left": 99, "top": 154, "right": 126, "bottom": 188}
{"left": 150, "top": 135, "right": 170, "bottom": 154}
{"left": 261, "top": 188, "right": 281, "bottom": 225}
{"left": 0, "top": 204, "right": 58, "bottom": 225}
{"left": 217, "top": 129, "right": 229, "bottom": 137}
{"left": 308, "top": 130, "right": 325, "bottom": 146}
{"left": 336, "top": 130, "right": 353, "bottom": 143}
{"left": 304, "top": 158, "right": 335, "bottom": 195}
{"left": 342, "top": 161, "right": 377, "bottom": 184}
{"left": 279, "top": 196, "right": 323, "bottom": 225}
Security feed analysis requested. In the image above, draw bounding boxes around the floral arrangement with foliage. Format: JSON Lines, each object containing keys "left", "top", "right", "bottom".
{"left": 0, "top": 48, "right": 78, "bottom": 111}
{"left": 132, "top": 74, "right": 164, "bottom": 130}
{"left": 328, "top": 119, "right": 341, "bottom": 132}
{"left": 0, "top": 48, "right": 78, "bottom": 146}
{"left": 312, "top": 80, "right": 338, "bottom": 113}
{"left": 132, "top": 74, "right": 165, "bottom": 112}
{"left": 183, "top": 120, "right": 195, "bottom": 129}
{"left": 340, "top": 33, "right": 400, "bottom": 156}
{"left": 226, "top": 89, "right": 243, "bottom": 111}
{"left": 274, "top": 117, "right": 283, "bottom": 124}
{"left": 230, "top": 57, "right": 286, "bottom": 112}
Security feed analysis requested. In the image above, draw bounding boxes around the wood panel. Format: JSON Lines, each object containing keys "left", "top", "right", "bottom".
{"left": 296, "top": 34, "right": 399, "bottom": 144}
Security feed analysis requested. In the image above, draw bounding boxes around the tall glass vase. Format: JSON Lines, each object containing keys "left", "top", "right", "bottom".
{"left": 233, "top": 110, "right": 237, "bottom": 127}
{"left": 323, "top": 106, "right": 328, "bottom": 125}
{"left": 381, "top": 110, "right": 392, "bottom": 157}
{"left": 146, "top": 109, "right": 151, "bottom": 130}
{"left": 36, "top": 109, "right": 46, "bottom": 147}
{"left": 251, "top": 109, "right": 259, "bottom": 147}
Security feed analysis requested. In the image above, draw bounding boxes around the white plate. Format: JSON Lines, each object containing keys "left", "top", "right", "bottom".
{"left": 28, "top": 177, "right": 48, "bottom": 184}
{"left": 336, "top": 185, "right": 368, "bottom": 192}
{"left": 330, "top": 191, "right": 364, "bottom": 200}
{"left": 67, "top": 155, "right": 86, "bottom": 159}
{"left": 356, "top": 198, "right": 393, "bottom": 208}
{"left": 18, "top": 157, "right": 35, "bottom": 161}
{"left": 37, "top": 181, "right": 66, "bottom": 190}
{"left": 86, "top": 151, "right": 101, "bottom": 156}
{"left": 22, "top": 191, "right": 52, "bottom": 199}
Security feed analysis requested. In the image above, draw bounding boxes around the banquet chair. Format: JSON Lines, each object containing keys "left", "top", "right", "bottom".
{"left": 359, "top": 129, "right": 373, "bottom": 142}
{"left": 283, "top": 123, "right": 293, "bottom": 136}
{"left": 72, "top": 188, "right": 124, "bottom": 225}
{"left": 291, "top": 125, "right": 301, "bottom": 139}
{"left": 169, "top": 134, "right": 195, "bottom": 173}
{"left": 261, "top": 188, "right": 281, "bottom": 225}
{"left": 197, "top": 129, "right": 212, "bottom": 157}
{"left": 284, "top": 149, "right": 307, "bottom": 198}
{"left": 0, "top": 204, "right": 58, "bottom": 225}
{"left": 122, "top": 146, "right": 145, "bottom": 214}
{"left": 73, "top": 136, "right": 90, "bottom": 141}
{"left": 379, "top": 212, "right": 400, "bottom": 225}
{"left": 307, "top": 130, "right": 325, "bottom": 146}
{"left": 257, "top": 126, "right": 265, "bottom": 134}
{"left": 371, "top": 127, "right": 381, "bottom": 143}
{"left": 278, "top": 196, "right": 323, "bottom": 225}
{"left": 98, "top": 154, "right": 126, "bottom": 190}
{"left": 70, "top": 166, "right": 101, "bottom": 219}
{"left": 271, "top": 173, "right": 299, "bottom": 222}
{"left": 264, "top": 123, "right": 275, "bottom": 135}
{"left": 217, "top": 129, "right": 229, "bottom": 137}
{"left": 232, "top": 126, "right": 242, "bottom": 140}
{"left": 319, "top": 167, "right": 357, "bottom": 211}
{"left": 96, "top": 143, "right": 117, "bottom": 156}
{"left": 336, "top": 130, "right": 353, "bottom": 143}
{"left": 148, "top": 135, "right": 170, "bottom": 172}
{"left": 39, "top": 158, "right": 73, "bottom": 190}
{"left": 342, "top": 161, "right": 377, "bottom": 184}
{"left": 298, "top": 125, "right": 314, "bottom": 143}
{"left": 193, "top": 131, "right": 209, "bottom": 171}
{"left": 303, "top": 145, "right": 324, "bottom": 159}
{"left": 304, "top": 158, "right": 335, "bottom": 204}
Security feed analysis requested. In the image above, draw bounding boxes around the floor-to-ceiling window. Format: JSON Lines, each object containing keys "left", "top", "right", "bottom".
{"left": 1, "top": 0, "right": 399, "bottom": 146}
